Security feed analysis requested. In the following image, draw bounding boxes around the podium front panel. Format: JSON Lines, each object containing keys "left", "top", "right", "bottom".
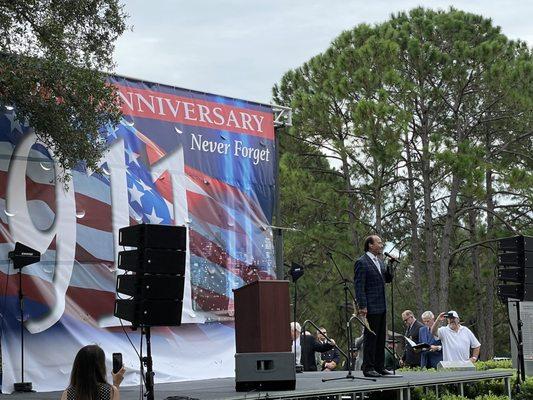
{"left": 234, "top": 280, "right": 291, "bottom": 353}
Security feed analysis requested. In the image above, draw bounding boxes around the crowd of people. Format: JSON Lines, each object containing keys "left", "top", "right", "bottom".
{"left": 290, "top": 234, "right": 482, "bottom": 375}
{"left": 290, "top": 307, "right": 481, "bottom": 373}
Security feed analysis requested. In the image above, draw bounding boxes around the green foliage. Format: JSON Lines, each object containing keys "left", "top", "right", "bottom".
{"left": 475, "top": 360, "right": 513, "bottom": 371}
{"left": 0, "top": 0, "right": 127, "bottom": 177}
{"left": 274, "top": 6, "right": 532, "bottom": 355}
{"left": 465, "top": 378, "right": 507, "bottom": 398}
{"left": 513, "top": 376, "right": 533, "bottom": 400}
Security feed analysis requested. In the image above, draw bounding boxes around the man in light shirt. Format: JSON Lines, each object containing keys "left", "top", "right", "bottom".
{"left": 431, "top": 310, "right": 481, "bottom": 363}
{"left": 290, "top": 321, "right": 302, "bottom": 367}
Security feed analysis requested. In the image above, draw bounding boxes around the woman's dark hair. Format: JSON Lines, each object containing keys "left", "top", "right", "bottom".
{"left": 69, "top": 344, "right": 108, "bottom": 400}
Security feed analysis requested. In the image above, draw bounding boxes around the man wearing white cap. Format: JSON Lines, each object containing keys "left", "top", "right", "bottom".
{"left": 431, "top": 310, "right": 481, "bottom": 363}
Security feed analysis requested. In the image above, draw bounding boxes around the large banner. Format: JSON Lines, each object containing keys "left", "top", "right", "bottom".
{"left": 0, "top": 76, "right": 277, "bottom": 393}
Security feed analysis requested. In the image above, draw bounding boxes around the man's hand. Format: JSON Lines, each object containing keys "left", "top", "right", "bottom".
{"left": 324, "top": 361, "right": 337, "bottom": 371}
{"left": 429, "top": 345, "right": 441, "bottom": 352}
{"left": 358, "top": 308, "right": 368, "bottom": 317}
{"left": 437, "top": 312, "right": 446, "bottom": 322}
{"left": 328, "top": 338, "right": 336, "bottom": 346}
{"left": 469, "top": 357, "right": 478, "bottom": 363}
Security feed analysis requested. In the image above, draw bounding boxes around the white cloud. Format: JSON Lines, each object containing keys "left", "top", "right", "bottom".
{"left": 114, "top": 0, "right": 532, "bottom": 103}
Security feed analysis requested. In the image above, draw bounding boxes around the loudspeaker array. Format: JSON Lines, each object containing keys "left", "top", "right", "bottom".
{"left": 497, "top": 235, "right": 532, "bottom": 301}
{"left": 114, "top": 224, "right": 187, "bottom": 327}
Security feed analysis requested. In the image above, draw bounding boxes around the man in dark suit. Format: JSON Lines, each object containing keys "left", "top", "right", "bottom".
{"left": 290, "top": 322, "right": 336, "bottom": 371}
{"left": 354, "top": 235, "right": 393, "bottom": 378}
{"left": 401, "top": 310, "right": 424, "bottom": 368}
{"left": 301, "top": 332, "right": 335, "bottom": 371}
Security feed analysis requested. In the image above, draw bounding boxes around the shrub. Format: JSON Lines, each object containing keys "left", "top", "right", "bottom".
{"left": 475, "top": 360, "right": 513, "bottom": 371}
{"left": 513, "top": 376, "right": 533, "bottom": 400}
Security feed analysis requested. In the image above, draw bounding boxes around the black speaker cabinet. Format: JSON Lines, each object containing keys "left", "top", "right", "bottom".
{"left": 235, "top": 352, "right": 296, "bottom": 391}
{"left": 498, "top": 235, "right": 533, "bottom": 253}
{"left": 119, "top": 224, "right": 186, "bottom": 250}
{"left": 118, "top": 249, "right": 186, "bottom": 274}
{"left": 498, "top": 284, "right": 533, "bottom": 302}
{"left": 114, "top": 299, "right": 182, "bottom": 326}
{"left": 116, "top": 275, "right": 185, "bottom": 300}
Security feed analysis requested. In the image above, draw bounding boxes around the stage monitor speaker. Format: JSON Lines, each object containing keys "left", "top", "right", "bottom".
{"left": 119, "top": 224, "right": 186, "bottom": 250}
{"left": 114, "top": 299, "right": 182, "bottom": 326}
{"left": 235, "top": 352, "right": 296, "bottom": 391}
{"left": 118, "top": 249, "right": 186, "bottom": 274}
{"left": 116, "top": 275, "right": 184, "bottom": 300}
{"left": 437, "top": 360, "right": 475, "bottom": 371}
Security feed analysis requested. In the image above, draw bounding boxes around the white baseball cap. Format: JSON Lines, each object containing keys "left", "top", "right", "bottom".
{"left": 447, "top": 310, "right": 459, "bottom": 319}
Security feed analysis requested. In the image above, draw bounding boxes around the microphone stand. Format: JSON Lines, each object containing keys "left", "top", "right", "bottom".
{"left": 322, "top": 253, "right": 376, "bottom": 383}
{"left": 293, "top": 277, "right": 299, "bottom": 371}
{"left": 11, "top": 262, "right": 33, "bottom": 392}
{"left": 386, "top": 257, "right": 400, "bottom": 375}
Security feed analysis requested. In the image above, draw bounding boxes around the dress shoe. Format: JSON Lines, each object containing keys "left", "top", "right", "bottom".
{"left": 363, "top": 370, "right": 382, "bottom": 378}
{"left": 377, "top": 369, "right": 394, "bottom": 375}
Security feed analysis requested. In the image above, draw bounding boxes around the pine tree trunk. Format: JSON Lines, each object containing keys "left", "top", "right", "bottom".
{"left": 469, "top": 205, "right": 487, "bottom": 359}
{"left": 438, "top": 172, "right": 461, "bottom": 311}
{"left": 341, "top": 146, "right": 358, "bottom": 247}
{"left": 421, "top": 131, "right": 438, "bottom": 312}
{"left": 374, "top": 161, "right": 382, "bottom": 236}
{"left": 406, "top": 133, "right": 424, "bottom": 315}
{"left": 484, "top": 166, "right": 495, "bottom": 358}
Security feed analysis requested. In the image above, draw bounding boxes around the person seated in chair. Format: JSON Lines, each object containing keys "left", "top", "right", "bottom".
{"left": 316, "top": 327, "right": 340, "bottom": 371}
{"left": 290, "top": 322, "right": 335, "bottom": 371}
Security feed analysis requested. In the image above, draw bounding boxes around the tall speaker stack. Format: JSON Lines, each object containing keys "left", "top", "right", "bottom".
{"left": 114, "top": 224, "right": 187, "bottom": 326}
{"left": 113, "top": 224, "right": 187, "bottom": 400}
{"left": 497, "top": 235, "right": 533, "bottom": 301}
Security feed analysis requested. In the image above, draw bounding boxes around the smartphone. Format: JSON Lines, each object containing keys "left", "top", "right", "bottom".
{"left": 112, "top": 353, "right": 123, "bottom": 374}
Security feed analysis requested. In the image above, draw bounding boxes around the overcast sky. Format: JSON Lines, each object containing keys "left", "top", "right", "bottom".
{"left": 114, "top": 0, "right": 532, "bottom": 105}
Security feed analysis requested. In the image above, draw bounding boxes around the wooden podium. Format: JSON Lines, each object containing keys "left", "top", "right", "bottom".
{"left": 233, "top": 280, "right": 295, "bottom": 391}
{"left": 234, "top": 280, "right": 291, "bottom": 352}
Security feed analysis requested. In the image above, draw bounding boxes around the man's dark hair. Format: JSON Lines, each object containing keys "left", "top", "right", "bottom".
{"left": 364, "top": 236, "right": 375, "bottom": 252}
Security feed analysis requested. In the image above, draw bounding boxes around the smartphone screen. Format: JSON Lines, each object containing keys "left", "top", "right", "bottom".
{"left": 112, "top": 353, "right": 123, "bottom": 374}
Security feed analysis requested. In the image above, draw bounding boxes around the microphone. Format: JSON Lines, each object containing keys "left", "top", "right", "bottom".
{"left": 384, "top": 252, "right": 400, "bottom": 263}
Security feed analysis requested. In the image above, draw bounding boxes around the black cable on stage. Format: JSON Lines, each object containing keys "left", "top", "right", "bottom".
{"left": 118, "top": 245, "right": 146, "bottom": 400}
{"left": 139, "top": 329, "right": 144, "bottom": 400}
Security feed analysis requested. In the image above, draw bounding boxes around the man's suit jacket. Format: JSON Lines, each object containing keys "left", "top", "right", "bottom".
{"left": 300, "top": 334, "right": 334, "bottom": 371}
{"left": 354, "top": 254, "right": 392, "bottom": 314}
{"left": 419, "top": 325, "right": 443, "bottom": 368}
{"left": 403, "top": 319, "right": 424, "bottom": 366}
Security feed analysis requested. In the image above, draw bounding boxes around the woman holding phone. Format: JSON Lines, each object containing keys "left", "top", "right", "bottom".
{"left": 61, "top": 344, "right": 126, "bottom": 400}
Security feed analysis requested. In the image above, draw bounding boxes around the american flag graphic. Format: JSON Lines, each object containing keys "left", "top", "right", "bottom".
{"left": 0, "top": 76, "right": 277, "bottom": 393}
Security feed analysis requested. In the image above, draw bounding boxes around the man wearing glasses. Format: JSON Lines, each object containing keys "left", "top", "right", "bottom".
{"left": 401, "top": 310, "right": 423, "bottom": 368}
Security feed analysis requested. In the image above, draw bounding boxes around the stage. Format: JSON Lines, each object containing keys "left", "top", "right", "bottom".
{"left": 0, "top": 369, "right": 513, "bottom": 400}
